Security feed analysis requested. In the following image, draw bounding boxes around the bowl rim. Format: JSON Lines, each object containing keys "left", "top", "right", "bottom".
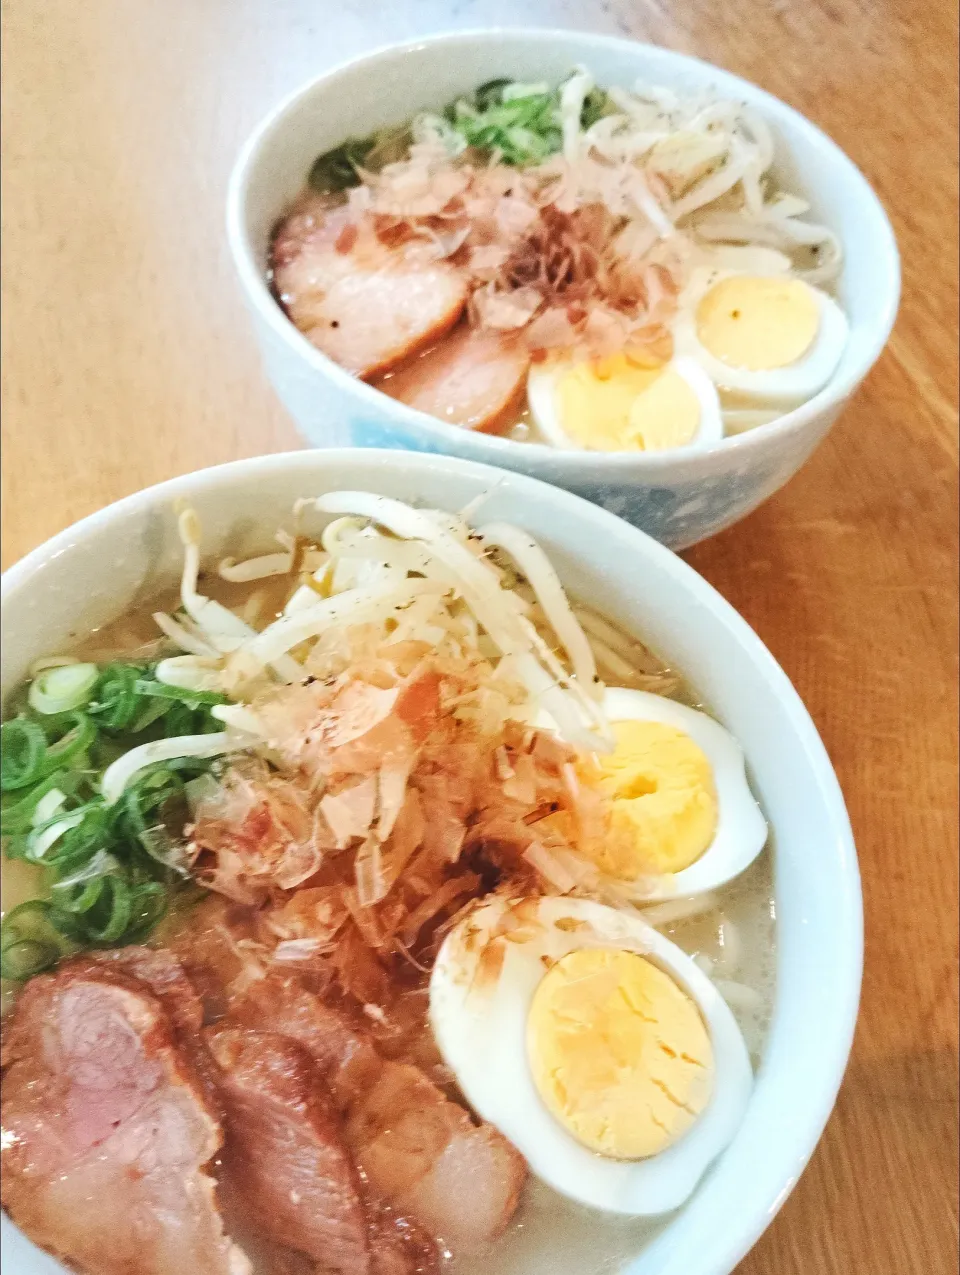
{"left": 226, "top": 25, "right": 901, "bottom": 471}
{"left": 1, "top": 448, "right": 863, "bottom": 1274}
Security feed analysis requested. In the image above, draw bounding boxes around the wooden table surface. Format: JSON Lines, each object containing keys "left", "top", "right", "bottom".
{"left": 2, "top": 2, "right": 957, "bottom": 1271}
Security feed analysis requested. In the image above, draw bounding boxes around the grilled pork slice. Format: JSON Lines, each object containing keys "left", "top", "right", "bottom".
{"left": 79, "top": 946, "right": 221, "bottom": 1090}
{"left": 234, "top": 978, "right": 527, "bottom": 1253}
{"left": 209, "top": 1027, "right": 436, "bottom": 1275}
{"left": 1, "top": 957, "right": 249, "bottom": 1275}
{"left": 272, "top": 204, "right": 467, "bottom": 380}
{"left": 207, "top": 1026, "right": 370, "bottom": 1275}
{"left": 377, "top": 325, "right": 530, "bottom": 433}
{"left": 82, "top": 945, "right": 205, "bottom": 1031}
{"left": 365, "top": 1208, "right": 439, "bottom": 1275}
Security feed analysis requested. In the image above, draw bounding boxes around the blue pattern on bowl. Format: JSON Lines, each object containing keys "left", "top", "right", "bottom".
{"left": 346, "top": 417, "right": 782, "bottom": 549}
{"left": 570, "top": 467, "right": 782, "bottom": 548}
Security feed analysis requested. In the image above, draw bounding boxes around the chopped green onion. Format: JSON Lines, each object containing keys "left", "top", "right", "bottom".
{"left": 88, "top": 662, "right": 225, "bottom": 739}
{"left": 28, "top": 802, "right": 110, "bottom": 869}
{"left": 0, "top": 939, "right": 59, "bottom": 980}
{"left": 54, "top": 875, "right": 109, "bottom": 917}
{"left": 2, "top": 655, "right": 232, "bottom": 976}
{"left": 28, "top": 663, "right": 98, "bottom": 716}
{"left": 307, "top": 125, "right": 412, "bottom": 193}
{"left": 308, "top": 136, "right": 377, "bottom": 192}
{"left": 163, "top": 701, "right": 191, "bottom": 737}
{"left": 133, "top": 678, "right": 227, "bottom": 706}
{"left": 581, "top": 87, "right": 613, "bottom": 130}
{"left": 52, "top": 848, "right": 120, "bottom": 890}
{"left": 120, "top": 882, "right": 169, "bottom": 943}
{"left": 1, "top": 771, "right": 73, "bottom": 836}
{"left": 121, "top": 763, "right": 184, "bottom": 830}
{"left": 1, "top": 719, "right": 48, "bottom": 790}
{"left": 89, "top": 663, "right": 143, "bottom": 731}
{"left": 435, "top": 77, "right": 615, "bottom": 166}
{"left": 450, "top": 88, "right": 562, "bottom": 165}
{"left": 41, "top": 713, "right": 97, "bottom": 773}
{"left": 25, "top": 809, "right": 87, "bottom": 863}
{"left": 127, "top": 697, "right": 174, "bottom": 735}
{"left": 47, "top": 881, "right": 166, "bottom": 948}
{"left": 77, "top": 875, "right": 133, "bottom": 943}
{"left": 473, "top": 78, "right": 512, "bottom": 111}
{"left": 0, "top": 901, "right": 64, "bottom": 980}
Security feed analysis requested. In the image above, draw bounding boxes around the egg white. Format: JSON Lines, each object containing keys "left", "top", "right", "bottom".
{"left": 598, "top": 688, "right": 769, "bottom": 900}
{"left": 527, "top": 355, "right": 724, "bottom": 452}
{"left": 674, "top": 268, "right": 849, "bottom": 406}
{"left": 429, "top": 895, "right": 753, "bottom": 1215}
{"left": 537, "top": 687, "right": 768, "bottom": 899}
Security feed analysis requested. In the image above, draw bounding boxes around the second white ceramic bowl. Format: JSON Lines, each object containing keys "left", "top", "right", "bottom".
{"left": 1, "top": 449, "right": 861, "bottom": 1275}
{"left": 227, "top": 28, "right": 899, "bottom": 550}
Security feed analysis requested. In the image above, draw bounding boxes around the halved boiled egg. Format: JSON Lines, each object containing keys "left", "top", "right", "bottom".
{"left": 674, "top": 268, "right": 848, "bottom": 406}
{"left": 542, "top": 687, "right": 768, "bottom": 899}
{"left": 527, "top": 353, "right": 723, "bottom": 452}
{"left": 430, "top": 895, "right": 752, "bottom": 1214}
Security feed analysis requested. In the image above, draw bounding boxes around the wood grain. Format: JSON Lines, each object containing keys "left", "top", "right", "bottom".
{"left": 2, "top": 2, "right": 957, "bottom": 1272}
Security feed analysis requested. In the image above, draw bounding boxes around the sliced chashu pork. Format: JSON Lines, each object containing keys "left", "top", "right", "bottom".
{"left": 83, "top": 945, "right": 213, "bottom": 1062}
{"left": 233, "top": 977, "right": 527, "bottom": 1253}
{"left": 208, "top": 1027, "right": 436, "bottom": 1275}
{"left": 1, "top": 954, "right": 249, "bottom": 1275}
{"left": 377, "top": 324, "right": 530, "bottom": 433}
{"left": 272, "top": 201, "right": 467, "bottom": 380}
{"left": 207, "top": 1027, "right": 371, "bottom": 1274}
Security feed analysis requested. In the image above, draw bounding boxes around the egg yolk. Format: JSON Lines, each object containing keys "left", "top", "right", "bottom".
{"left": 554, "top": 354, "right": 701, "bottom": 452}
{"left": 583, "top": 719, "right": 719, "bottom": 878}
{"left": 696, "top": 276, "right": 819, "bottom": 370}
{"left": 527, "top": 948, "right": 714, "bottom": 1159}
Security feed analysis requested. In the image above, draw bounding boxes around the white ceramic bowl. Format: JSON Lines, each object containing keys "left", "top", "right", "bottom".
{"left": 226, "top": 28, "right": 900, "bottom": 551}
{"left": 1, "top": 449, "right": 861, "bottom": 1275}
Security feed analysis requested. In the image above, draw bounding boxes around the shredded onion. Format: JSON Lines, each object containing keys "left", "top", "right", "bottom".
{"left": 218, "top": 548, "right": 326, "bottom": 583}
{"left": 177, "top": 510, "right": 302, "bottom": 682}
{"left": 234, "top": 578, "right": 447, "bottom": 672}
{"left": 303, "top": 493, "right": 611, "bottom": 751}
{"left": 560, "top": 67, "right": 594, "bottom": 165}
{"left": 101, "top": 731, "right": 252, "bottom": 805}
{"left": 30, "top": 789, "right": 67, "bottom": 827}
{"left": 480, "top": 521, "right": 600, "bottom": 699}
{"left": 27, "top": 811, "right": 86, "bottom": 862}
{"left": 155, "top": 655, "right": 223, "bottom": 693}
{"left": 153, "top": 611, "right": 219, "bottom": 658}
